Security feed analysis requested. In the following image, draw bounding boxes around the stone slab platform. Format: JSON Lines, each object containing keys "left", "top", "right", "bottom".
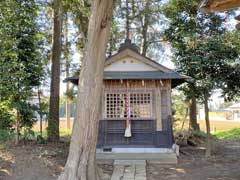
{"left": 111, "top": 160, "right": 146, "bottom": 180}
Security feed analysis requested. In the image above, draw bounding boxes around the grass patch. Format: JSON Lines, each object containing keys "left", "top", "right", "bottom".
{"left": 0, "top": 143, "right": 6, "bottom": 150}
{"left": 34, "top": 128, "right": 72, "bottom": 137}
{"left": 34, "top": 128, "right": 72, "bottom": 142}
{"left": 60, "top": 128, "right": 72, "bottom": 137}
{"left": 60, "top": 128, "right": 72, "bottom": 142}
{"left": 0, "top": 128, "right": 72, "bottom": 143}
{"left": 0, "top": 129, "right": 15, "bottom": 141}
{"left": 214, "top": 128, "right": 240, "bottom": 140}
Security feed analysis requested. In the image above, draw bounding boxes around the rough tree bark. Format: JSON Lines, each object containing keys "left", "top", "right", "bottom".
{"left": 204, "top": 95, "right": 211, "bottom": 158}
{"left": 58, "top": 1, "right": 113, "bottom": 180}
{"left": 48, "top": 0, "right": 62, "bottom": 141}
{"left": 189, "top": 97, "right": 200, "bottom": 131}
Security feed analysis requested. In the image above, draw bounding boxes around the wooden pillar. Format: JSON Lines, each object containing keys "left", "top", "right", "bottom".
{"left": 167, "top": 82, "right": 172, "bottom": 117}
{"left": 101, "top": 82, "right": 106, "bottom": 120}
{"left": 159, "top": 80, "right": 172, "bottom": 130}
{"left": 156, "top": 81, "right": 162, "bottom": 131}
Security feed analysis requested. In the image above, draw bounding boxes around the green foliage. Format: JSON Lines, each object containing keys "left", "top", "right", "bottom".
{"left": 172, "top": 92, "right": 188, "bottom": 119}
{"left": 107, "top": 0, "right": 168, "bottom": 59}
{"left": 36, "top": 135, "right": 47, "bottom": 144}
{"left": 172, "top": 92, "right": 189, "bottom": 129}
{"left": 36, "top": 101, "right": 49, "bottom": 121}
{"left": 162, "top": 0, "right": 240, "bottom": 102}
{"left": 0, "top": 101, "right": 14, "bottom": 130}
{"left": 0, "top": 101, "right": 39, "bottom": 137}
{"left": 0, "top": 129, "right": 15, "bottom": 141}
{"left": 107, "top": 18, "right": 124, "bottom": 57}
{"left": 63, "top": 0, "right": 90, "bottom": 50}
{"left": 0, "top": 0, "right": 45, "bottom": 133}
{"left": 22, "top": 128, "right": 35, "bottom": 141}
{"left": 17, "top": 102, "right": 38, "bottom": 129}
{"left": 0, "top": 1, "right": 44, "bottom": 96}
{"left": 214, "top": 128, "right": 240, "bottom": 140}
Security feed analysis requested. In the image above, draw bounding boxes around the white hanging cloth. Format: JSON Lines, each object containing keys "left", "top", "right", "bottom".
{"left": 124, "top": 80, "right": 131, "bottom": 137}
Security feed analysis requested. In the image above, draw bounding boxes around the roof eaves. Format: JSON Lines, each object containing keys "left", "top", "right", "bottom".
{"left": 200, "top": 0, "right": 240, "bottom": 12}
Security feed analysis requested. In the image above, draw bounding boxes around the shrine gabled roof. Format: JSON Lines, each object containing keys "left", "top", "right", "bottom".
{"left": 105, "top": 48, "right": 173, "bottom": 73}
{"left": 64, "top": 71, "right": 190, "bottom": 88}
{"left": 104, "top": 38, "right": 174, "bottom": 73}
{"left": 64, "top": 39, "right": 191, "bottom": 88}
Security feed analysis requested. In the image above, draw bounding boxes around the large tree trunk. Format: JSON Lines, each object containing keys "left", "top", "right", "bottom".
{"left": 189, "top": 97, "right": 200, "bottom": 131}
{"left": 204, "top": 95, "right": 211, "bottom": 158}
{"left": 48, "top": 0, "right": 62, "bottom": 141}
{"left": 58, "top": 1, "right": 113, "bottom": 180}
{"left": 63, "top": 12, "right": 71, "bottom": 129}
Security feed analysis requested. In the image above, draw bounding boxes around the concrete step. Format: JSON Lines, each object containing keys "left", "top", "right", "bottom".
{"left": 114, "top": 160, "right": 146, "bottom": 165}
{"left": 96, "top": 152, "right": 177, "bottom": 164}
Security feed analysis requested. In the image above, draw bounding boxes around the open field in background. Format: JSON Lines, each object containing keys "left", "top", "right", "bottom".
{"left": 174, "top": 118, "right": 240, "bottom": 140}
{"left": 197, "top": 119, "right": 240, "bottom": 132}
{"left": 33, "top": 118, "right": 74, "bottom": 132}
{"left": 33, "top": 118, "right": 240, "bottom": 135}
{"left": 30, "top": 118, "right": 240, "bottom": 143}
{"left": 174, "top": 118, "right": 240, "bottom": 132}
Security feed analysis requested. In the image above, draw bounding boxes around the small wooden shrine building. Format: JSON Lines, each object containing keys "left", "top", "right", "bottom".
{"left": 66, "top": 39, "right": 189, "bottom": 150}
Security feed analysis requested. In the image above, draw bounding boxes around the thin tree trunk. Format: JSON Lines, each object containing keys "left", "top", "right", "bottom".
{"left": 38, "top": 88, "right": 43, "bottom": 136}
{"left": 204, "top": 95, "right": 211, "bottom": 158}
{"left": 48, "top": 0, "right": 62, "bottom": 141}
{"left": 130, "top": 0, "right": 136, "bottom": 17}
{"left": 189, "top": 97, "right": 200, "bottom": 131}
{"left": 66, "top": 88, "right": 71, "bottom": 129}
{"left": 181, "top": 105, "right": 188, "bottom": 131}
{"left": 15, "top": 110, "right": 20, "bottom": 145}
{"left": 58, "top": 1, "right": 113, "bottom": 180}
{"left": 141, "top": 0, "right": 150, "bottom": 56}
{"left": 125, "top": 0, "right": 130, "bottom": 39}
{"left": 63, "top": 12, "right": 71, "bottom": 129}
{"left": 107, "top": 33, "right": 113, "bottom": 57}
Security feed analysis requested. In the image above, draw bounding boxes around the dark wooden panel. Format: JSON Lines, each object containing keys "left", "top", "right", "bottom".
{"left": 98, "top": 120, "right": 154, "bottom": 146}
{"left": 96, "top": 120, "right": 104, "bottom": 148}
{"left": 154, "top": 116, "right": 174, "bottom": 147}
{"left": 97, "top": 118, "right": 173, "bottom": 148}
{"left": 154, "top": 131, "right": 171, "bottom": 147}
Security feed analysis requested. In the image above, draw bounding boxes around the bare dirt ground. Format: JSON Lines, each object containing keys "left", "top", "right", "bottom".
{"left": 0, "top": 141, "right": 112, "bottom": 180}
{"left": 0, "top": 139, "right": 240, "bottom": 180}
{"left": 148, "top": 140, "right": 240, "bottom": 180}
